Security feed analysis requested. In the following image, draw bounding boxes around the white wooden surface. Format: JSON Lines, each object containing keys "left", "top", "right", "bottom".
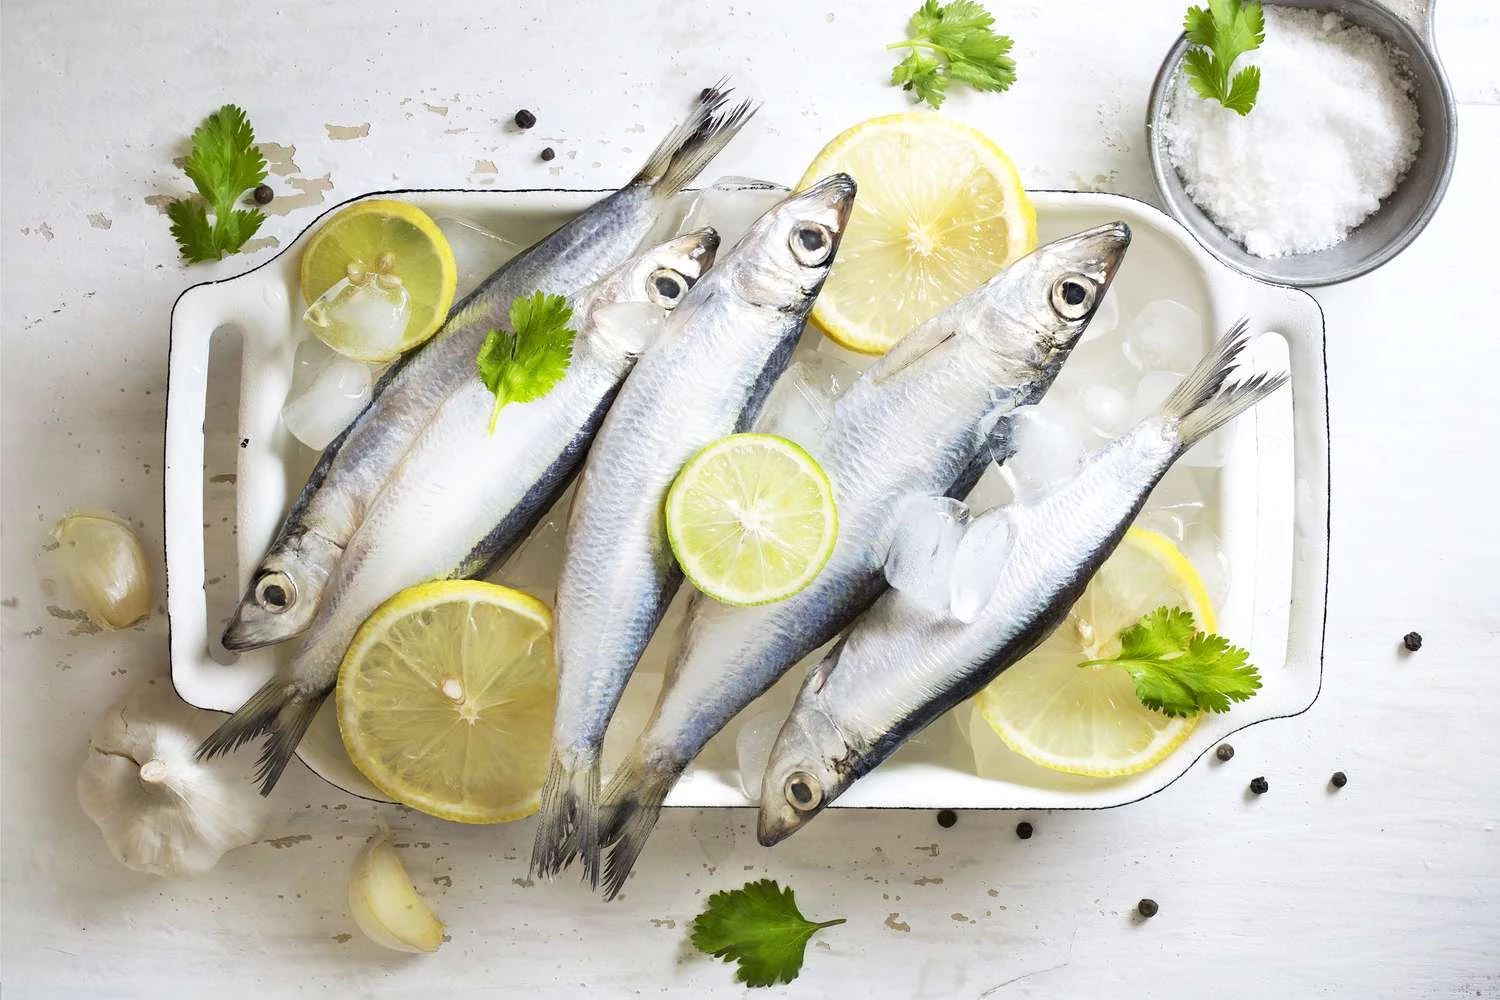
{"left": 2, "top": 1, "right": 1497, "bottom": 997}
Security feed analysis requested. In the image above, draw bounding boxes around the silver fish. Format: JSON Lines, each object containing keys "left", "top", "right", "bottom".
{"left": 757, "top": 322, "right": 1287, "bottom": 844}
{"left": 221, "top": 88, "right": 755, "bottom": 651}
{"left": 531, "top": 175, "right": 858, "bottom": 886}
{"left": 594, "top": 223, "right": 1131, "bottom": 897}
{"left": 196, "top": 230, "right": 720, "bottom": 792}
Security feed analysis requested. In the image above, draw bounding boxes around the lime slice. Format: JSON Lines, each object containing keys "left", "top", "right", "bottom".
{"left": 335, "top": 580, "right": 556, "bottom": 823}
{"left": 974, "top": 527, "right": 1216, "bottom": 777}
{"left": 666, "top": 434, "right": 838, "bottom": 606}
{"left": 299, "top": 199, "right": 457, "bottom": 363}
{"left": 799, "top": 113, "right": 1037, "bottom": 355}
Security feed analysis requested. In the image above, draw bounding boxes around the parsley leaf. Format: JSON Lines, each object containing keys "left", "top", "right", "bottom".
{"left": 476, "top": 291, "right": 576, "bottom": 433}
{"left": 1079, "top": 606, "right": 1262, "bottom": 718}
{"left": 691, "top": 879, "right": 845, "bottom": 988}
{"left": 167, "top": 105, "right": 268, "bottom": 263}
{"left": 887, "top": 0, "right": 1016, "bottom": 110}
{"left": 1181, "top": 0, "right": 1266, "bottom": 115}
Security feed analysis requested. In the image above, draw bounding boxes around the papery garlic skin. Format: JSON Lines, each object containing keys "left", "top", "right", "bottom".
{"left": 54, "top": 511, "right": 152, "bottom": 629}
{"left": 77, "top": 685, "right": 269, "bottom": 877}
{"left": 349, "top": 832, "right": 445, "bottom": 953}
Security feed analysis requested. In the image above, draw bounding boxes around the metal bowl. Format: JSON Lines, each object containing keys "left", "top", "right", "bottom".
{"left": 1146, "top": 0, "right": 1457, "bottom": 287}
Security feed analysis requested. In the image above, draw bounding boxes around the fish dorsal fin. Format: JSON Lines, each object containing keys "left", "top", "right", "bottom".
{"left": 884, "top": 496, "right": 973, "bottom": 614}
{"left": 591, "top": 300, "right": 668, "bottom": 357}
{"left": 948, "top": 510, "right": 1011, "bottom": 624}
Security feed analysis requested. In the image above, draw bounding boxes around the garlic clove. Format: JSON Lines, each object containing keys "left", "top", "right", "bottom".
{"left": 54, "top": 511, "right": 152, "bottom": 629}
{"left": 349, "top": 831, "right": 445, "bottom": 953}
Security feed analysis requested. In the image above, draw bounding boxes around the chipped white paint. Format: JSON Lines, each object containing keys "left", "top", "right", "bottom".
{"left": 1, "top": 1, "right": 1497, "bottom": 998}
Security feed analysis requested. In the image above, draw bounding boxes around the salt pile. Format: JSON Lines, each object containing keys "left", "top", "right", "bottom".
{"left": 1161, "top": 7, "right": 1421, "bottom": 258}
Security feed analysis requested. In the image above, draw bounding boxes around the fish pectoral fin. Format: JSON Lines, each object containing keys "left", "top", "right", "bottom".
{"left": 883, "top": 496, "right": 972, "bottom": 614}
{"left": 948, "top": 510, "right": 1012, "bottom": 624}
{"left": 869, "top": 322, "right": 957, "bottom": 385}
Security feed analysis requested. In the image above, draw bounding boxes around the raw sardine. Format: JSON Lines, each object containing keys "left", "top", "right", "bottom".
{"left": 196, "top": 230, "right": 721, "bottom": 793}
{"left": 531, "top": 175, "right": 857, "bottom": 887}
{"left": 757, "top": 323, "right": 1286, "bottom": 844}
{"left": 596, "top": 223, "right": 1131, "bottom": 897}
{"left": 221, "top": 88, "right": 755, "bottom": 651}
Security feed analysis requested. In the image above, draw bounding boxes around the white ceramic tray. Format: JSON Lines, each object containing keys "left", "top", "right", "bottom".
{"left": 165, "top": 188, "right": 1329, "bottom": 811}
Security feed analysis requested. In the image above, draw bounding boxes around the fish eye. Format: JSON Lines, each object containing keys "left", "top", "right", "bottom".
{"left": 646, "top": 267, "right": 688, "bottom": 308}
{"left": 1050, "top": 273, "right": 1097, "bottom": 320}
{"left": 254, "top": 572, "right": 296, "bottom": 613}
{"left": 784, "top": 771, "right": 823, "bottom": 811}
{"left": 789, "top": 223, "right": 834, "bottom": 267}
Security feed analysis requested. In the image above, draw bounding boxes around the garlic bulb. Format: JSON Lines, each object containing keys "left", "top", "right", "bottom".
{"left": 54, "top": 511, "right": 152, "bottom": 629}
{"left": 77, "top": 684, "right": 269, "bottom": 877}
{"left": 349, "top": 828, "right": 445, "bottom": 953}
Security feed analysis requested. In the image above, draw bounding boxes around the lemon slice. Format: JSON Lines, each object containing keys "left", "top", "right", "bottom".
{"left": 299, "top": 199, "right": 457, "bottom": 363}
{"left": 974, "top": 527, "right": 1215, "bottom": 777}
{"left": 335, "top": 580, "right": 556, "bottom": 823}
{"left": 666, "top": 434, "right": 838, "bottom": 607}
{"left": 800, "top": 114, "right": 1037, "bottom": 355}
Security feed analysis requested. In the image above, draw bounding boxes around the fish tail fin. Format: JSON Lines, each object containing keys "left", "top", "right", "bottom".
{"left": 633, "top": 82, "right": 758, "bottom": 199}
{"left": 1159, "top": 318, "right": 1289, "bottom": 449}
{"left": 530, "top": 749, "right": 602, "bottom": 887}
{"left": 195, "top": 678, "right": 326, "bottom": 795}
{"left": 598, "top": 752, "right": 680, "bottom": 901}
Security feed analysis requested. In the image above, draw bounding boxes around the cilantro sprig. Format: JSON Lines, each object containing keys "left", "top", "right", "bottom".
{"left": 167, "top": 105, "right": 268, "bottom": 263}
{"left": 691, "top": 879, "right": 845, "bottom": 988}
{"left": 1182, "top": 0, "right": 1266, "bottom": 115}
{"left": 476, "top": 291, "right": 576, "bottom": 432}
{"left": 1080, "top": 606, "right": 1261, "bottom": 718}
{"left": 887, "top": 0, "right": 1017, "bottom": 110}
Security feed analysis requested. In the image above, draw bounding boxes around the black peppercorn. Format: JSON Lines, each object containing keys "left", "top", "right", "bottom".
{"left": 1402, "top": 631, "right": 1423, "bottom": 652}
{"left": 1215, "top": 743, "right": 1235, "bottom": 762}
{"left": 514, "top": 109, "right": 537, "bottom": 129}
{"left": 1330, "top": 771, "right": 1347, "bottom": 788}
{"left": 936, "top": 809, "right": 957, "bottom": 828}
{"left": 1249, "top": 776, "right": 1269, "bottom": 795}
{"left": 252, "top": 184, "right": 274, "bottom": 205}
{"left": 1015, "top": 821, "right": 1033, "bottom": 840}
{"left": 540, "top": 147, "right": 556, "bottom": 162}
{"left": 1137, "top": 898, "right": 1159, "bottom": 918}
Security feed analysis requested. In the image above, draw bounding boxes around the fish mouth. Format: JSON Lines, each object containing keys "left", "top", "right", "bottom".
{"left": 756, "top": 808, "right": 804, "bottom": 847}
{"left": 221, "top": 607, "right": 288, "bottom": 652}
{"left": 791, "top": 172, "right": 857, "bottom": 230}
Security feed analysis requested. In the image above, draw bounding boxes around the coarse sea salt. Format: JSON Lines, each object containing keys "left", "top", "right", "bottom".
{"left": 1160, "top": 7, "right": 1421, "bottom": 258}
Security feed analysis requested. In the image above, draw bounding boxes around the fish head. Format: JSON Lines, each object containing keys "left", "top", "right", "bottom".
{"left": 221, "top": 534, "right": 334, "bottom": 651}
{"left": 756, "top": 679, "right": 853, "bottom": 846}
{"left": 962, "top": 221, "right": 1131, "bottom": 375}
{"left": 722, "top": 173, "right": 856, "bottom": 308}
{"left": 580, "top": 227, "right": 720, "bottom": 356}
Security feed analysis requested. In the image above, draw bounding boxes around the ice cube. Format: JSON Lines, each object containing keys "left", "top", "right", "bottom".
{"left": 885, "top": 497, "right": 970, "bottom": 612}
{"left": 680, "top": 177, "right": 791, "bottom": 250}
{"left": 1052, "top": 338, "right": 1137, "bottom": 441}
{"left": 1079, "top": 285, "right": 1121, "bottom": 344}
{"left": 280, "top": 337, "right": 374, "bottom": 450}
{"left": 886, "top": 707, "right": 970, "bottom": 769}
{"left": 1123, "top": 299, "right": 1204, "bottom": 375}
{"left": 1001, "top": 404, "right": 1086, "bottom": 499}
{"left": 963, "top": 463, "right": 1014, "bottom": 512}
{"left": 1181, "top": 520, "right": 1232, "bottom": 610}
{"left": 754, "top": 353, "right": 859, "bottom": 454}
{"left": 303, "top": 275, "right": 411, "bottom": 360}
{"left": 436, "top": 216, "right": 522, "bottom": 298}
{"left": 734, "top": 710, "right": 789, "bottom": 800}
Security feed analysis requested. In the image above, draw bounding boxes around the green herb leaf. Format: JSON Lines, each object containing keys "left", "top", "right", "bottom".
{"left": 168, "top": 105, "right": 269, "bottom": 262}
{"left": 476, "top": 291, "right": 576, "bottom": 433}
{"left": 1180, "top": 0, "right": 1265, "bottom": 115}
{"left": 886, "top": 0, "right": 1016, "bottom": 110}
{"left": 691, "top": 879, "right": 845, "bottom": 988}
{"left": 1079, "top": 606, "right": 1262, "bottom": 718}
